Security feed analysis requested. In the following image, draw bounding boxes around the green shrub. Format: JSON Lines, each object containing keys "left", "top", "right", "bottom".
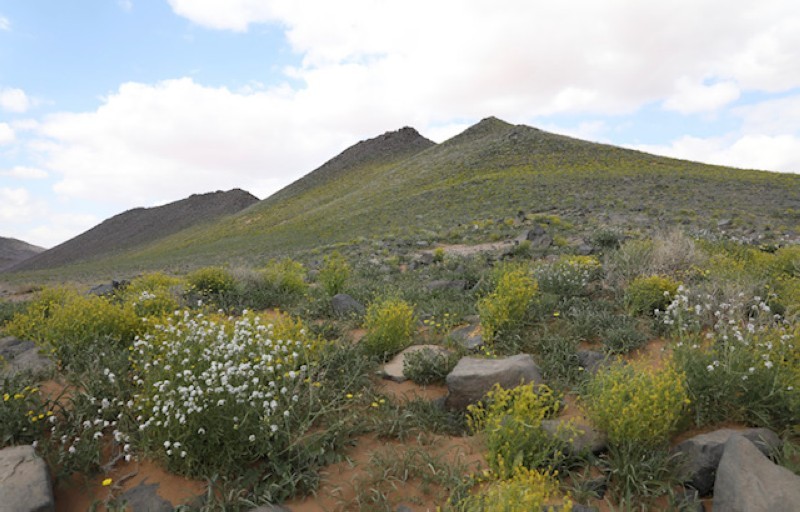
{"left": 402, "top": 347, "right": 459, "bottom": 385}
{"left": 534, "top": 255, "right": 602, "bottom": 297}
{"left": 131, "top": 310, "right": 325, "bottom": 477}
{"left": 0, "top": 376, "right": 49, "bottom": 447}
{"left": 5, "top": 287, "right": 142, "bottom": 368}
{"left": 456, "top": 466, "right": 573, "bottom": 512}
{"left": 186, "top": 266, "right": 237, "bottom": 298}
{"left": 584, "top": 362, "right": 688, "bottom": 449}
{"left": 467, "top": 383, "right": 576, "bottom": 478}
{"left": 119, "top": 272, "right": 182, "bottom": 318}
{"left": 479, "top": 266, "right": 537, "bottom": 341}
{"left": 262, "top": 258, "right": 308, "bottom": 297}
{"left": 319, "top": 251, "right": 350, "bottom": 296}
{"left": 0, "top": 301, "right": 29, "bottom": 329}
{"left": 363, "top": 298, "right": 415, "bottom": 360}
{"left": 602, "top": 319, "right": 648, "bottom": 354}
{"left": 624, "top": 275, "right": 679, "bottom": 316}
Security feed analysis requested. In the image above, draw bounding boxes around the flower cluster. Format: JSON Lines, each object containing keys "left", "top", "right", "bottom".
{"left": 130, "top": 309, "right": 322, "bottom": 475}
{"left": 533, "top": 255, "right": 602, "bottom": 297}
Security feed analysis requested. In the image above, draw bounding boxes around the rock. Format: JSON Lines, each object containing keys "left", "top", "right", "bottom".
{"left": 445, "top": 354, "right": 543, "bottom": 410}
{"left": 248, "top": 505, "right": 292, "bottom": 512}
{"left": 0, "top": 445, "right": 54, "bottom": 512}
{"left": 717, "top": 218, "right": 733, "bottom": 228}
{"left": 713, "top": 434, "right": 800, "bottom": 511}
{"left": 395, "top": 505, "right": 414, "bottom": 512}
{"left": 0, "top": 336, "right": 54, "bottom": 381}
{"left": 526, "top": 225, "right": 546, "bottom": 238}
{"left": 410, "top": 252, "right": 435, "bottom": 269}
{"left": 380, "top": 344, "right": 453, "bottom": 383}
{"left": 331, "top": 293, "right": 365, "bottom": 317}
{"left": 87, "top": 279, "right": 128, "bottom": 297}
{"left": 576, "top": 350, "right": 610, "bottom": 376}
{"left": 673, "top": 427, "right": 782, "bottom": 496}
{"left": 119, "top": 481, "right": 174, "bottom": 512}
{"left": 448, "top": 324, "right": 484, "bottom": 351}
{"left": 425, "top": 280, "right": 467, "bottom": 292}
{"left": 541, "top": 419, "right": 607, "bottom": 455}
{"left": 673, "top": 488, "right": 704, "bottom": 512}
{"left": 575, "top": 243, "right": 595, "bottom": 256}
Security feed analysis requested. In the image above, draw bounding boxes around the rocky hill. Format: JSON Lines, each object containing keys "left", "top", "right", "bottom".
{"left": 9, "top": 189, "right": 258, "bottom": 272}
{"left": 0, "top": 237, "right": 45, "bottom": 271}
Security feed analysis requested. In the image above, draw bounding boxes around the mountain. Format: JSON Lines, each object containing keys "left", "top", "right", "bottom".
{"left": 8, "top": 118, "right": 800, "bottom": 276}
{"left": 0, "top": 237, "right": 45, "bottom": 271}
{"left": 10, "top": 189, "right": 259, "bottom": 272}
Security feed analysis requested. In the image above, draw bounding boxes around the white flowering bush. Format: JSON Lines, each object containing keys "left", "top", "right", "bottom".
{"left": 661, "top": 287, "right": 799, "bottom": 427}
{"left": 533, "top": 255, "right": 603, "bottom": 298}
{"left": 130, "top": 309, "right": 325, "bottom": 476}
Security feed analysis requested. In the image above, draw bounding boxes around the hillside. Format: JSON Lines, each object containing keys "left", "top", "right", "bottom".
{"left": 9, "top": 117, "right": 800, "bottom": 276}
{"left": 0, "top": 237, "right": 45, "bottom": 271}
{"left": 9, "top": 189, "right": 259, "bottom": 272}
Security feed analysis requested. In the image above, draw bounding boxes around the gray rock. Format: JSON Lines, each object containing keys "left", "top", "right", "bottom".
{"left": 674, "top": 488, "right": 704, "bottom": 512}
{"left": 331, "top": 293, "right": 365, "bottom": 317}
{"left": 576, "top": 350, "right": 609, "bottom": 375}
{"left": 713, "top": 434, "right": 800, "bottom": 511}
{"left": 674, "top": 427, "right": 782, "bottom": 496}
{"left": 717, "top": 218, "right": 733, "bottom": 228}
{"left": 0, "top": 445, "right": 54, "bottom": 512}
{"left": 249, "top": 505, "right": 292, "bottom": 512}
{"left": 526, "top": 225, "right": 546, "bottom": 239}
{"left": 410, "top": 252, "right": 434, "bottom": 269}
{"left": 0, "top": 337, "right": 54, "bottom": 381}
{"left": 448, "top": 324, "right": 484, "bottom": 351}
{"left": 541, "top": 419, "right": 607, "bottom": 455}
{"left": 445, "top": 354, "right": 543, "bottom": 410}
{"left": 425, "top": 280, "right": 467, "bottom": 292}
{"left": 380, "top": 344, "right": 453, "bottom": 383}
{"left": 119, "top": 481, "right": 174, "bottom": 512}
{"left": 575, "top": 243, "right": 595, "bottom": 256}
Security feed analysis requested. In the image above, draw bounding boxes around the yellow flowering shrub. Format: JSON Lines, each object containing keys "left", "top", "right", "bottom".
{"left": 479, "top": 266, "right": 537, "bottom": 341}
{"left": 457, "top": 466, "right": 572, "bottom": 512}
{"left": 319, "top": 250, "right": 350, "bottom": 296}
{"left": 468, "top": 383, "right": 576, "bottom": 478}
{"left": 119, "top": 272, "right": 183, "bottom": 317}
{"left": 624, "top": 274, "right": 680, "bottom": 316}
{"left": 584, "top": 362, "right": 689, "bottom": 448}
{"left": 363, "top": 297, "right": 415, "bottom": 360}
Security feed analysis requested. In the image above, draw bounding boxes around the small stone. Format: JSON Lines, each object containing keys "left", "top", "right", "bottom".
{"left": 381, "top": 345, "right": 453, "bottom": 383}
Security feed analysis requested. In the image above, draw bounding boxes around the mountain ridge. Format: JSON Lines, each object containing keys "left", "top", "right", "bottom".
{"left": 0, "top": 237, "right": 45, "bottom": 271}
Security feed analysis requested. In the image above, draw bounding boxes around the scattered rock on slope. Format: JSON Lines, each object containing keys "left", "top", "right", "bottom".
{"left": 445, "top": 354, "right": 543, "bottom": 410}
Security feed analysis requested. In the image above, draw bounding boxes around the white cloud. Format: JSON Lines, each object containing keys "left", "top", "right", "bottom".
{"left": 734, "top": 93, "right": 800, "bottom": 134}
{"left": 118, "top": 0, "right": 133, "bottom": 12}
{"left": 632, "top": 133, "right": 800, "bottom": 174}
{"left": 0, "top": 15, "right": 9, "bottom": 31}
{"left": 1, "top": 166, "right": 48, "bottom": 179}
{"left": 0, "top": 122, "right": 14, "bottom": 144}
{"left": 663, "top": 77, "right": 740, "bottom": 114}
{"left": 0, "top": 88, "right": 31, "bottom": 113}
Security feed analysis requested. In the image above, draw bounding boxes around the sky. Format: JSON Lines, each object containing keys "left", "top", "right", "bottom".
{"left": 1, "top": 1, "right": 799, "bottom": 249}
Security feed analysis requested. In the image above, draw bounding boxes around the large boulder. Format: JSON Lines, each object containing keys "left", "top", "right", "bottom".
{"left": 0, "top": 445, "right": 54, "bottom": 512}
{"left": 673, "top": 427, "right": 782, "bottom": 496}
{"left": 331, "top": 293, "right": 365, "bottom": 317}
{"left": 713, "top": 434, "right": 800, "bottom": 511}
{"left": 0, "top": 337, "right": 54, "bottom": 381}
{"left": 444, "top": 354, "right": 543, "bottom": 410}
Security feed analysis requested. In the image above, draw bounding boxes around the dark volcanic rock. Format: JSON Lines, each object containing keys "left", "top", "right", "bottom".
{"left": 445, "top": 354, "right": 543, "bottom": 410}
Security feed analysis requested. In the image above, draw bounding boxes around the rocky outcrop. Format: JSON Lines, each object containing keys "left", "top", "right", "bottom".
{"left": 0, "top": 337, "right": 54, "bottom": 381}
{"left": 444, "top": 354, "right": 543, "bottom": 410}
{"left": 713, "top": 434, "right": 800, "bottom": 511}
{"left": 380, "top": 344, "right": 453, "bottom": 383}
{"left": 0, "top": 445, "right": 54, "bottom": 512}
{"left": 673, "top": 427, "right": 782, "bottom": 496}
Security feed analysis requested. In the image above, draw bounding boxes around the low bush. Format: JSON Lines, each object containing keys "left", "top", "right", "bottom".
{"left": 118, "top": 272, "right": 183, "bottom": 317}
{"left": 456, "top": 466, "right": 573, "bottom": 512}
{"left": 185, "top": 266, "right": 237, "bottom": 307}
{"left": 262, "top": 258, "right": 308, "bottom": 298}
{"left": 478, "top": 265, "right": 537, "bottom": 341}
{"left": 467, "top": 383, "right": 575, "bottom": 478}
{"left": 5, "top": 287, "right": 142, "bottom": 369}
{"left": 402, "top": 347, "right": 460, "bottom": 385}
{"left": 624, "top": 275, "right": 679, "bottom": 316}
{"left": 363, "top": 298, "right": 416, "bottom": 360}
{"left": 584, "top": 362, "right": 688, "bottom": 449}
{"left": 534, "top": 255, "right": 602, "bottom": 298}
{"left": 0, "top": 375, "right": 49, "bottom": 447}
{"left": 318, "top": 251, "right": 350, "bottom": 296}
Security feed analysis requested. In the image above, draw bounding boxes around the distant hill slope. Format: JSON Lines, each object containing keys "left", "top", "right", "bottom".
{"left": 0, "top": 237, "right": 45, "bottom": 271}
{"left": 9, "top": 117, "right": 800, "bottom": 276}
{"left": 10, "top": 189, "right": 259, "bottom": 272}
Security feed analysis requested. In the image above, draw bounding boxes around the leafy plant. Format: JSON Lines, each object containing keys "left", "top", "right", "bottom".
{"left": 402, "top": 347, "right": 460, "bottom": 385}
{"left": 185, "top": 266, "right": 237, "bottom": 302}
{"left": 456, "top": 466, "right": 573, "bottom": 512}
{"left": 0, "top": 375, "right": 49, "bottom": 447}
{"left": 534, "top": 255, "right": 602, "bottom": 298}
{"left": 319, "top": 250, "right": 350, "bottom": 296}
{"left": 363, "top": 297, "right": 416, "bottom": 360}
{"left": 468, "top": 383, "right": 575, "bottom": 478}
{"left": 478, "top": 265, "right": 537, "bottom": 341}
{"left": 624, "top": 274, "right": 679, "bottom": 316}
